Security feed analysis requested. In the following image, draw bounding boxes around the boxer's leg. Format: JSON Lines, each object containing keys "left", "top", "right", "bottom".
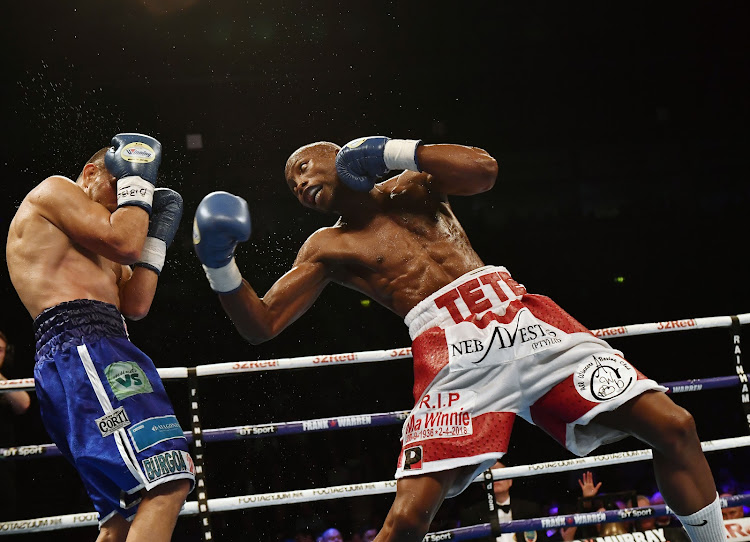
{"left": 125, "top": 479, "right": 191, "bottom": 542}
{"left": 375, "top": 466, "right": 474, "bottom": 542}
{"left": 594, "top": 390, "right": 723, "bottom": 542}
{"left": 97, "top": 514, "right": 130, "bottom": 542}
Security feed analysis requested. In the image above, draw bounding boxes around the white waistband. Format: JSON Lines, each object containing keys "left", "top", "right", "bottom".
{"left": 404, "top": 265, "right": 515, "bottom": 340}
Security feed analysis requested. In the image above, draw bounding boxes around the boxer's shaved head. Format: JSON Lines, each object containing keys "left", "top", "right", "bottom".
{"left": 77, "top": 147, "right": 109, "bottom": 182}
{"left": 285, "top": 141, "right": 340, "bottom": 182}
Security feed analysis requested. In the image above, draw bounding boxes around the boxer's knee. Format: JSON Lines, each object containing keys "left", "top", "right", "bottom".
{"left": 379, "top": 475, "right": 450, "bottom": 541}
{"left": 97, "top": 514, "right": 130, "bottom": 542}
{"left": 382, "top": 501, "right": 432, "bottom": 540}
{"left": 155, "top": 478, "right": 191, "bottom": 502}
{"left": 651, "top": 405, "right": 699, "bottom": 457}
{"left": 142, "top": 478, "right": 192, "bottom": 513}
{"left": 595, "top": 391, "right": 701, "bottom": 456}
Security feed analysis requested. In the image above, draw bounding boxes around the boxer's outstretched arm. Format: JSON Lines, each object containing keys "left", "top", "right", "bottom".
{"left": 219, "top": 253, "right": 331, "bottom": 345}
{"left": 193, "top": 191, "right": 332, "bottom": 343}
{"left": 415, "top": 144, "right": 498, "bottom": 196}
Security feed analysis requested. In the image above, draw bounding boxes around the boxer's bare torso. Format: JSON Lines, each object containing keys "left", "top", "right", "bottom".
{"left": 221, "top": 142, "right": 497, "bottom": 343}
{"left": 295, "top": 171, "right": 485, "bottom": 318}
{"left": 7, "top": 176, "right": 127, "bottom": 319}
{"left": 6, "top": 171, "right": 146, "bottom": 320}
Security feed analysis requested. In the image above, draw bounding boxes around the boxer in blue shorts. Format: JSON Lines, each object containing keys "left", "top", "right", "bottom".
{"left": 7, "top": 133, "right": 193, "bottom": 541}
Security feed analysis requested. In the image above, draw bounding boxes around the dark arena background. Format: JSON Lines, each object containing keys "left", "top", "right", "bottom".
{"left": 1, "top": 2, "right": 749, "bottom": 541}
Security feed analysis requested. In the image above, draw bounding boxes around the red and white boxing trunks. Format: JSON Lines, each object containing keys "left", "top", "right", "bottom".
{"left": 395, "top": 266, "right": 666, "bottom": 497}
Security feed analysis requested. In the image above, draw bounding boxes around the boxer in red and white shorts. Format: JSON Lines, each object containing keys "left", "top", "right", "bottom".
{"left": 200, "top": 136, "right": 725, "bottom": 542}
{"left": 396, "top": 265, "right": 667, "bottom": 496}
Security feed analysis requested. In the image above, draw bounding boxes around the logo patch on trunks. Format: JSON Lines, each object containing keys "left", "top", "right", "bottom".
{"left": 574, "top": 354, "right": 637, "bottom": 402}
{"left": 403, "top": 391, "right": 475, "bottom": 445}
{"left": 128, "top": 415, "right": 185, "bottom": 452}
{"left": 141, "top": 450, "right": 194, "bottom": 483}
{"left": 105, "top": 361, "right": 153, "bottom": 400}
{"left": 444, "top": 308, "right": 564, "bottom": 371}
{"left": 96, "top": 406, "right": 130, "bottom": 437}
{"left": 403, "top": 446, "right": 423, "bottom": 470}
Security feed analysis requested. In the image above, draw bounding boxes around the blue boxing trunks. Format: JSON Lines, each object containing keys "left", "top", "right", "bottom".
{"left": 33, "top": 299, "right": 195, "bottom": 526}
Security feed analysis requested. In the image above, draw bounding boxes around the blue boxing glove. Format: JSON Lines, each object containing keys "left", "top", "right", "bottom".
{"left": 105, "top": 133, "right": 162, "bottom": 214}
{"left": 193, "top": 191, "right": 251, "bottom": 293}
{"left": 335, "top": 136, "right": 422, "bottom": 192}
{"left": 136, "top": 188, "right": 184, "bottom": 275}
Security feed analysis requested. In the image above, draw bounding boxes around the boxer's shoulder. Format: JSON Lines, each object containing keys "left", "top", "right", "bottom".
{"left": 296, "top": 225, "right": 343, "bottom": 264}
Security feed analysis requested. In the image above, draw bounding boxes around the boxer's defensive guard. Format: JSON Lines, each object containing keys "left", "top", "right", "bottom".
{"left": 7, "top": 134, "right": 193, "bottom": 542}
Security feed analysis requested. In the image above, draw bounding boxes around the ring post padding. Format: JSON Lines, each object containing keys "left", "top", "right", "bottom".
{"left": 730, "top": 316, "right": 750, "bottom": 433}
{"left": 187, "top": 368, "right": 213, "bottom": 541}
{"left": 483, "top": 468, "right": 501, "bottom": 537}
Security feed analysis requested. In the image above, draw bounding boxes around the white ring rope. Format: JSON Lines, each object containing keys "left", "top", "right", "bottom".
{"left": 1, "top": 311, "right": 747, "bottom": 536}
{"left": 2, "top": 311, "right": 749, "bottom": 391}
{"left": 2, "top": 435, "right": 749, "bottom": 535}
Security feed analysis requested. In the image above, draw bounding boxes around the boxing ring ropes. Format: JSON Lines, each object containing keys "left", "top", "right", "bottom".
{"left": 1, "top": 312, "right": 750, "bottom": 539}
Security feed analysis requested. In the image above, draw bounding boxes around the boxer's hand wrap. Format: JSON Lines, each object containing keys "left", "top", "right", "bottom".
{"left": 136, "top": 237, "right": 167, "bottom": 275}
{"left": 383, "top": 138, "right": 422, "bottom": 173}
{"left": 336, "top": 136, "right": 422, "bottom": 192}
{"left": 200, "top": 259, "right": 244, "bottom": 294}
{"left": 193, "top": 191, "right": 251, "bottom": 293}
{"left": 105, "top": 133, "right": 162, "bottom": 214}
{"left": 117, "top": 176, "right": 155, "bottom": 213}
{"left": 136, "top": 188, "right": 183, "bottom": 275}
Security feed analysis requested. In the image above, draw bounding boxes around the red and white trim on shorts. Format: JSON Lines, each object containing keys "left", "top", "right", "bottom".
{"left": 529, "top": 366, "right": 652, "bottom": 451}
{"left": 396, "top": 411, "right": 515, "bottom": 474}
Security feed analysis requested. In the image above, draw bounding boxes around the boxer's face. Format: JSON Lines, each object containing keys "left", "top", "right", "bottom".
{"left": 83, "top": 163, "right": 118, "bottom": 212}
{"left": 285, "top": 147, "right": 340, "bottom": 213}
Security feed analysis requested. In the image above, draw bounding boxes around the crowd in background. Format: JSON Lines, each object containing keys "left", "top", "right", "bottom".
{"left": 273, "top": 468, "right": 748, "bottom": 542}
{"left": 0, "top": 330, "right": 31, "bottom": 522}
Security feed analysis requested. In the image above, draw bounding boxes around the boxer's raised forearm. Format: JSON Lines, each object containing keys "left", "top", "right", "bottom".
{"left": 335, "top": 137, "right": 496, "bottom": 196}
{"left": 417, "top": 144, "right": 498, "bottom": 196}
